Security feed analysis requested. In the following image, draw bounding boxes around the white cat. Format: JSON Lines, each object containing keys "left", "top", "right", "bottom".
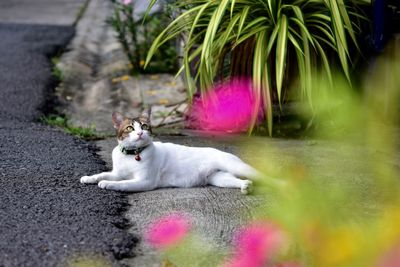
{"left": 80, "top": 111, "right": 257, "bottom": 194}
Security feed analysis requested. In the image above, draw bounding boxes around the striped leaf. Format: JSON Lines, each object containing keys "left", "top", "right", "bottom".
{"left": 276, "top": 14, "right": 288, "bottom": 105}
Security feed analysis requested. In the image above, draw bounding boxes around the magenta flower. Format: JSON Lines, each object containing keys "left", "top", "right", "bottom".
{"left": 186, "top": 78, "right": 263, "bottom": 133}
{"left": 376, "top": 244, "right": 400, "bottom": 267}
{"left": 123, "top": 0, "right": 132, "bottom": 5}
{"left": 145, "top": 213, "right": 191, "bottom": 249}
{"left": 223, "top": 221, "right": 286, "bottom": 267}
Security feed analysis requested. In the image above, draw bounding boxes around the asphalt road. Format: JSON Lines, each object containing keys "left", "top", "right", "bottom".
{"left": 0, "top": 0, "right": 86, "bottom": 25}
{"left": 0, "top": 23, "right": 136, "bottom": 266}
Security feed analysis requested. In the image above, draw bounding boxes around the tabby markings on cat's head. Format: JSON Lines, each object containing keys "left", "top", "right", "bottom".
{"left": 112, "top": 111, "right": 152, "bottom": 149}
{"left": 116, "top": 118, "right": 151, "bottom": 140}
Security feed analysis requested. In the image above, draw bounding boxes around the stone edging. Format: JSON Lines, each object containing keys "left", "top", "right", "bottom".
{"left": 56, "top": 0, "right": 187, "bottom": 134}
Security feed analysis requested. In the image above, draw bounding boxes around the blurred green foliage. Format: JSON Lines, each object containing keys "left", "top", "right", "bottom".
{"left": 108, "top": 0, "right": 179, "bottom": 74}
{"left": 251, "top": 42, "right": 400, "bottom": 267}
{"left": 150, "top": 43, "right": 400, "bottom": 267}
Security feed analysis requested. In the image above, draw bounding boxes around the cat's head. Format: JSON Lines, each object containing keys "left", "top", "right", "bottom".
{"left": 112, "top": 110, "right": 152, "bottom": 148}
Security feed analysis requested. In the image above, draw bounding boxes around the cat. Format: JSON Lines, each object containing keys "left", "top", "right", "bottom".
{"left": 80, "top": 111, "right": 258, "bottom": 194}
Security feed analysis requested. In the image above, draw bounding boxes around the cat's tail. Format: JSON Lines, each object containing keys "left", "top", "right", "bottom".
{"left": 225, "top": 159, "right": 260, "bottom": 179}
{"left": 218, "top": 154, "right": 287, "bottom": 188}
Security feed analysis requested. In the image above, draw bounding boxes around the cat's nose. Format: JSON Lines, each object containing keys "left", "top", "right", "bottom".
{"left": 137, "top": 131, "right": 143, "bottom": 136}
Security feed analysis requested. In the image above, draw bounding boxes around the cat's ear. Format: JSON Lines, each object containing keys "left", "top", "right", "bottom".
{"left": 140, "top": 107, "right": 152, "bottom": 123}
{"left": 112, "top": 112, "right": 124, "bottom": 129}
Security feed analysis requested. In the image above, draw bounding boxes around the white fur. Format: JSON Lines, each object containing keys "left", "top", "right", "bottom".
{"left": 81, "top": 121, "right": 257, "bottom": 194}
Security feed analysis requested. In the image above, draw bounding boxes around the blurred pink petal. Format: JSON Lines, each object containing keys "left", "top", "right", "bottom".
{"left": 186, "top": 78, "right": 263, "bottom": 133}
{"left": 123, "top": 0, "right": 132, "bottom": 5}
{"left": 223, "top": 221, "right": 285, "bottom": 267}
{"left": 223, "top": 253, "right": 260, "bottom": 267}
{"left": 145, "top": 213, "right": 191, "bottom": 249}
{"left": 376, "top": 244, "right": 400, "bottom": 267}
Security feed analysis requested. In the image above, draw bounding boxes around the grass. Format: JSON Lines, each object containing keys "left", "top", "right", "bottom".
{"left": 41, "top": 115, "right": 108, "bottom": 140}
{"left": 51, "top": 57, "right": 64, "bottom": 82}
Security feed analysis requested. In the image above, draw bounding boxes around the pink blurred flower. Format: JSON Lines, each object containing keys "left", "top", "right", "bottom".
{"left": 376, "top": 244, "right": 400, "bottom": 267}
{"left": 223, "top": 221, "right": 286, "bottom": 267}
{"left": 123, "top": 0, "right": 132, "bottom": 5}
{"left": 145, "top": 213, "right": 191, "bottom": 249}
{"left": 186, "top": 78, "right": 263, "bottom": 133}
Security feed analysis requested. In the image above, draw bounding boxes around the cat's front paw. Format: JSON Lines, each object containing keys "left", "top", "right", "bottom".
{"left": 80, "top": 175, "right": 97, "bottom": 184}
{"left": 241, "top": 180, "right": 253, "bottom": 195}
{"left": 98, "top": 180, "right": 111, "bottom": 190}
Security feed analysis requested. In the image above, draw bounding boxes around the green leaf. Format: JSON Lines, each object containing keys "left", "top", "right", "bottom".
{"left": 230, "top": 0, "right": 236, "bottom": 17}
{"left": 313, "top": 37, "right": 333, "bottom": 86}
{"left": 187, "top": 2, "right": 213, "bottom": 44}
{"left": 328, "top": 0, "right": 351, "bottom": 81}
{"left": 308, "top": 23, "right": 335, "bottom": 44}
{"left": 294, "top": 41, "right": 306, "bottom": 99}
{"left": 235, "top": 26, "right": 270, "bottom": 47}
{"left": 263, "top": 62, "right": 273, "bottom": 136}
{"left": 251, "top": 31, "right": 268, "bottom": 134}
{"left": 266, "top": 24, "right": 279, "bottom": 57}
{"left": 217, "top": 13, "right": 241, "bottom": 55}
{"left": 240, "top": 17, "right": 268, "bottom": 37}
{"left": 145, "top": 6, "right": 203, "bottom": 67}
{"left": 237, "top": 6, "right": 250, "bottom": 38}
{"left": 143, "top": 0, "right": 158, "bottom": 22}
{"left": 200, "top": 0, "right": 229, "bottom": 78}
{"left": 337, "top": 0, "right": 358, "bottom": 49}
{"left": 290, "top": 17, "right": 315, "bottom": 48}
{"left": 288, "top": 32, "right": 304, "bottom": 56}
{"left": 276, "top": 14, "right": 288, "bottom": 105}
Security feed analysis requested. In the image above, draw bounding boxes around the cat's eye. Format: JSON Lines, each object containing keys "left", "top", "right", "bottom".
{"left": 141, "top": 123, "right": 149, "bottom": 131}
{"left": 125, "top": 126, "right": 134, "bottom": 132}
